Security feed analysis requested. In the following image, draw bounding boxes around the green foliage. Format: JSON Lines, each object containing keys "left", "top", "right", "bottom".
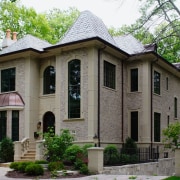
{"left": 79, "top": 164, "right": 89, "bottom": 175}
{"left": 25, "top": 163, "right": 44, "bottom": 176}
{"left": 119, "top": 154, "right": 130, "bottom": 163}
{"left": 43, "top": 129, "right": 74, "bottom": 162}
{"left": 0, "top": 137, "right": 14, "bottom": 162}
{"left": 34, "top": 160, "right": 48, "bottom": 164}
{"left": 64, "top": 144, "right": 83, "bottom": 164}
{"left": 104, "top": 145, "right": 120, "bottom": 165}
{"left": 82, "top": 144, "right": 93, "bottom": 157}
{"left": 48, "top": 161, "right": 64, "bottom": 171}
{"left": 17, "top": 162, "right": 33, "bottom": 173}
{"left": 74, "top": 159, "right": 84, "bottom": 170}
{"left": 163, "top": 122, "right": 180, "bottom": 148}
{"left": 163, "top": 176, "right": 180, "bottom": 180}
{"left": 9, "top": 162, "right": 19, "bottom": 170}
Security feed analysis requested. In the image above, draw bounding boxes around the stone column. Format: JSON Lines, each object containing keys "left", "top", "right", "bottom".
{"left": 88, "top": 147, "right": 104, "bottom": 173}
{"left": 175, "top": 148, "right": 180, "bottom": 176}
{"left": 14, "top": 141, "right": 22, "bottom": 161}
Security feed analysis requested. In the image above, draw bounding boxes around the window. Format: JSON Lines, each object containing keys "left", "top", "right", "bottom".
{"left": 131, "top": 68, "right": 138, "bottom": 92}
{"left": 43, "top": 66, "right": 55, "bottom": 94}
{"left": 174, "top": 97, "right": 177, "bottom": 118}
{"left": 154, "top": 71, "right": 160, "bottom": 95}
{"left": 1, "top": 68, "right": 15, "bottom": 92}
{"left": 131, "top": 111, "right": 138, "bottom": 141}
{"left": 68, "top": 59, "right": 81, "bottom": 118}
{"left": 154, "top": 112, "right": 161, "bottom": 142}
{"left": 0, "top": 111, "right": 7, "bottom": 141}
{"left": 166, "top": 77, "right": 168, "bottom": 90}
{"left": 104, "top": 61, "right": 116, "bottom": 89}
{"left": 12, "top": 111, "right": 19, "bottom": 141}
{"left": 167, "top": 115, "right": 170, "bottom": 126}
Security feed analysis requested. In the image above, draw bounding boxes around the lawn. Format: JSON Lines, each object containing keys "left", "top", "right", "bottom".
{"left": 163, "top": 177, "right": 180, "bottom": 180}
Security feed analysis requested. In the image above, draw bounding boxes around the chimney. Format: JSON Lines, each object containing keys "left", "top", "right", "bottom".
{"left": 13, "top": 32, "right": 17, "bottom": 42}
{"left": 2, "top": 29, "right": 16, "bottom": 48}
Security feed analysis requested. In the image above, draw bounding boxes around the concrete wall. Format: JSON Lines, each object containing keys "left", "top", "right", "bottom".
{"left": 103, "top": 158, "right": 175, "bottom": 176}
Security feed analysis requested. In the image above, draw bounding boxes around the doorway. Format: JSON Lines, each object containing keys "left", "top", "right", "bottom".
{"left": 43, "top": 111, "right": 55, "bottom": 134}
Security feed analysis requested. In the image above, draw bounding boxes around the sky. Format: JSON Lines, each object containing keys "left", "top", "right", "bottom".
{"left": 20, "top": 0, "right": 141, "bottom": 28}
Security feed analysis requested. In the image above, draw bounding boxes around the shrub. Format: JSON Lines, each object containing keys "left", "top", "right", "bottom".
{"left": 25, "top": 163, "right": 44, "bottom": 176}
{"left": 74, "top": 159, "right": 84, "bottom": 170}
{"left": 82, "top": 144, "right": 93, "bottom": 157}
{"left": 9, "top": 162, "right": 19, "bottom": 171}
{"left": 18, "top": 162, "right": 33, "bottom": 173}
{"left": 43, "top": 129, "right": 74, "bottom": 162}
{"left": 35, "top": 160, "right": 48, "bottom": 164}
{"left": 0, "top": 137, "right": 14, "bottom": 162}
{"left": 79, "top": 164, "right": 89, "bottom": 175}
{"left": 64, "top": 144, "right": 83, "bottom": 164}
{"left": 120, "top": 154, "right": 130, "bottom": 163}
{"left": 48, "top": 161, "right": 64, "bottom": 171}
{"left": 104, "top": 145, "right": 120, "bottom": 165}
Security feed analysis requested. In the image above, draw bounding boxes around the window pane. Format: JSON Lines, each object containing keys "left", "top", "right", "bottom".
{"left": 68, "top": 59, "right": 81, "bottom": 118}
{"left": 131, "top": 111, "right": 138, "bottom": 141}
{"left": 104, "top": 61, "right": 116, "bottom": 89}
{"left": 0, "top": 111, "right": 7, "bottom": 141}
{"left": 43, "top": 66, "right": 55, "bottom": 94}
{"left": 1, "top": 68, "right": 15, "bottom": 92}
{"left": 154, "top": 112, "right": 161, "bottom": 142}
{"left": 154, "top": 71, "right": 160, "bottom": 95}
{"left": 12, "top": 111, "right": 19, "bottom": 141}
{"left": 131, "top": 68, "right": 138, "bottom": 92}
{"left": 174, "top": 97, "right": 177, "bottom": 118}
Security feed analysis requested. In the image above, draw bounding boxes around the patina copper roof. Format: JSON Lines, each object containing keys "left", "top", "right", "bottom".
{"left": 0, "top": 92, "right": 24, "bottom": 107}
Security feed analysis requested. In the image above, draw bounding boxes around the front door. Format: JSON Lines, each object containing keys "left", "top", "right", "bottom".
{"left": 43, "top": 111, "right": 55, "bottom": 135}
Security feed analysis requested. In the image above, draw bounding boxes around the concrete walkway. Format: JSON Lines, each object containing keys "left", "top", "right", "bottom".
{"left": 0, "top": 167, "right": 169, "bottom": 180}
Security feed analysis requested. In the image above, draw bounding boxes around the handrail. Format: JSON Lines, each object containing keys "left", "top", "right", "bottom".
{"left": 21, "top": 138, "right": 30, "bottom": 155}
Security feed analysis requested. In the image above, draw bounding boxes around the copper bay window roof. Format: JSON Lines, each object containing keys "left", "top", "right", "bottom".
{"left": 0, "top": 92, "right": 24, "bottom": 108}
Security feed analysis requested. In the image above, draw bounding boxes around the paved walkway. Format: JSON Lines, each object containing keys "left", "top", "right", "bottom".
{"left": 0, "top": 167, "right": 169, "bottom": 180}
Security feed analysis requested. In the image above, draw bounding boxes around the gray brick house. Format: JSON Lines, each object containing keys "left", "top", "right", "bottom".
{"left": 0, "top": 10, "right": 179, "bottom": 160}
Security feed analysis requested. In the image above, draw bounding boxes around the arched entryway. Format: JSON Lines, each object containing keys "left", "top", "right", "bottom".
{"left": 43, "top": 111, "right": 55, "bottom": 134}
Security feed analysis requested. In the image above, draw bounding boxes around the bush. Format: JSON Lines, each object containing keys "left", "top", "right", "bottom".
{"left": 64, "top": 144, "right": 83, "bottom": 164}
{"left": 35, "top": 160, "right": 48, "bottom": 164}
{"left": 25, "top": 163, "right": 44, "bottom": 176}
{"left": 9, "top": 162, "right": 19, "bottom": 171}
{"left": 0, "top": 137, "right": 14, "bottom": 162}
{"left": 82, "top": 144, "right": 93, "bottom": 157}
{"left": 104, "top": 145, "right": 120, "bottom": 165}
{"left": 18, "top": 162, "right": 33, "bottom": 173}
{"left": 79, "top": 164, "right": 89, "bottom": 175}
{"left": 48, "top": 161, "right": 64, "bottom": 171}
{"left": 74, "top": 159, "right": 84, "bottom": 170}
{"left": 43, "top": 129, "right": 74, "bottom": 162}
{"left": 119, "top": 154, "right": 130, "bottom": 163}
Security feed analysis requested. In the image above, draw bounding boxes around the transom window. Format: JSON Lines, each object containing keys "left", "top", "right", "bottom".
{"left": 68, "top": 59, "right": 81, "bottom": 118}
{"left": 131, "top": 68, "right": 138, "bottom": 92}
{"left": 1, "top": 68, "right": 15, "bottom": 93}
{"left": 104, "top": 61, "right": 116, "bottom": 89}
{"left": 43, "top": 66, "right": 55, "bottom": 94}
{"left": 154, "top": 71, "right": 160, "bottom": 95}
{"left": 154, "top": 112, "right": 161, "bottom": 142}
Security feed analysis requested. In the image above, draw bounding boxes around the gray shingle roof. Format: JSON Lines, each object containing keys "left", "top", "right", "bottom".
{"left": 57, "top": 10, "right": 117, "bottom": 47}
{"left": 0, "top": 34, "right": 51, "bottom": 55}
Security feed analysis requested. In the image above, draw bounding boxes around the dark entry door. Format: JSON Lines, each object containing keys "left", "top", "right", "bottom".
{"left": 43, "top": 112, "right": 55, "bottom": 134}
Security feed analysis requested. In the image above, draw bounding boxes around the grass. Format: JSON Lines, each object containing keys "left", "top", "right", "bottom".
{"left": 163, "top": 176, "right": 180, "bottom": 180}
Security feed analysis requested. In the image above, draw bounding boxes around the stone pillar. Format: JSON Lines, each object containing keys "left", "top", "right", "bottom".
{"left": 88, "top": 147, "right": 104, "bottom": 173}
{"left": 175, "top": 148, "right": 180, "bottom": 176}
{"left": 35, "top": 140, "right": 45, "bottom": 160}
{"left": 14, "top": 141, "right": 22, "bottom": 161}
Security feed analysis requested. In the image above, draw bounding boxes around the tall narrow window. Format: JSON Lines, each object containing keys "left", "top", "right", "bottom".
{"left": 174, "top": 97, "right": 177, "bottom": 118}
{"left": 0, "top": 111, "right": 7, "bottom": 141}
{"left": 154, "top": 71, "right": 160, "bottom": 95}
{"left": 68, "top": 59, "right": 81, "bottom": 118}
{"left": 166, "top": 77, "right": 169, "bottom": 90}
{"left": 43, "top": 66, "right": 55, "bottom": 94}
{"left": 1, "top": 68, "right": 15, "bottom": 92}
{"left": 131, "top": 68, "right": 138, "bottom": 92}
{"left": 104, "top": 61, "right": 116, "bottom": 89}
{"left": 12, "top": 111, "right": 19, "bottom": 141}
{"left": 154, "top": 112, "right": 161, "bottom": 142}
{"left": 131, "top": 111, "right": 138, "bottom": 141}
{"left": 167, "top": 115, "right": 170, "bottom": 126}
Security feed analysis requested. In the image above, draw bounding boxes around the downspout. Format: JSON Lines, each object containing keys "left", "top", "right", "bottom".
{"left": 97, "top": 46, "right": 106, "bottom": 147}
{"left": 121, "top": 60, "right": 124, "bottom": 143}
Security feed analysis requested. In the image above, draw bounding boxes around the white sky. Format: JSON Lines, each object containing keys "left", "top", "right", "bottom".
{"left": 20, "top": 0, "right": 141, "bottom": 28}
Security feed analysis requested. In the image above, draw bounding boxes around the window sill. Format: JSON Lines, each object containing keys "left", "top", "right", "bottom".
{"left": 63, "top": 118, "right": 85, "bottom": 122}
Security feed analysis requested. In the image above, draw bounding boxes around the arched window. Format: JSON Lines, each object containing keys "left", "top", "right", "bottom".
{"left": 68, "top": 59, "right": 81, "bottom": 118}
{"left": 43, "top": 66, "right": 55, "bottom": 94}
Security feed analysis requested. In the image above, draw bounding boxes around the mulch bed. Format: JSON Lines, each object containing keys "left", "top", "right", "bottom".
{"left": 6, "top": 170, "right": 87, "bottom": 179}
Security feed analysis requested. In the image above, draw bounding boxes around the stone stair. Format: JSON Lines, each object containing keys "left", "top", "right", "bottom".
{"left": 18, "top": 141, "right": 36, "bottom": 162}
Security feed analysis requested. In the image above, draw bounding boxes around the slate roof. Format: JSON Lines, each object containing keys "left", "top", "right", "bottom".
{"left": 0, "top": 34, "right": 51, "bottom": 55}
{"left": 57, "top": 10, "right": 117, "bottom": 47}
